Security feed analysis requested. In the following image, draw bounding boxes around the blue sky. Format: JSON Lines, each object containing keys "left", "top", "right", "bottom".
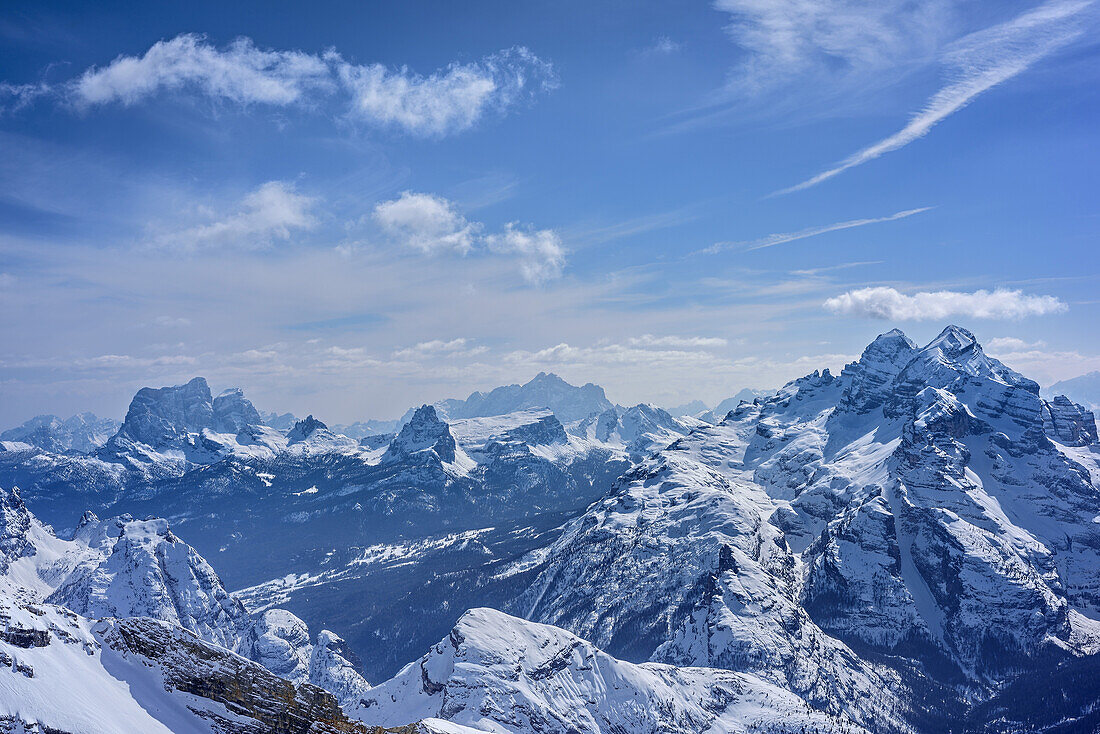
{"left": 1, "top": 0, "right": 1098, "bottom": 424}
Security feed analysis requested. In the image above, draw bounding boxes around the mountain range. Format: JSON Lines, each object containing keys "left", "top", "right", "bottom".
{"left": 0, "top": 325, "right": 1098, "bottom": 733}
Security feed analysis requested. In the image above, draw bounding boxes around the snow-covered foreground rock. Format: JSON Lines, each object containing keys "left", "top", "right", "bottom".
{"left": 0, "top": 596, "right": 370, "bottom": 734}
{"left": 352, "top": 608, "right": 864, "bottom": 734}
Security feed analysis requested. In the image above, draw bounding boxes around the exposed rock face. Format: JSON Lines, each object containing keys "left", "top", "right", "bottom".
{"left": 213, "top": 388, "right": 264, "bottom": 434}
{"left": 0, "top": 486, "right": 32, "bottom": 569}
{"left": 1040, "top": 395, "right": 1098, "bottom": 446}
{"left": 240, "top": 609, "right": 371, "bottom": 706}
{"left": 100, "top": 617, "right": 371, "bottom": 734}
{"left": 1047, "top": 370, "right": 1100, "bottom": 412}
{"left": 310, "top": 630, "right": 372, "bottom": 707}
{"left": 287, "top": 414, "right": 329, "bottom": 443}
{"left": 352, "top": 608, "right": 861, "bottom": 734}
{"left": 110, "top": 376, "right": 216, "bottom": 449}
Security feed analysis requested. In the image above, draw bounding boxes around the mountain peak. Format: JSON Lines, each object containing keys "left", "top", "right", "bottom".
{"left": 105, "top": 377, "right": 215, "bottom": 453}
{"left": 927, "top": 325, "right": 977, "bottom": 354}
{"left": 385, "top": 405, "right": 456, "bottom": 463}
{"left": 287, "top": 415, "right": 327, "bottom": 442}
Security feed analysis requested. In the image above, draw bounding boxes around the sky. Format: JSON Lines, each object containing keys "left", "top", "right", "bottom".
{"left": 1, "top": 0, "right": 1098, "bottom": 424}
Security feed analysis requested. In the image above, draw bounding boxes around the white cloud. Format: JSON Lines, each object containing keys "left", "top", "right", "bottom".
{"left": 373, "top": 193, "right": 565, "bottom": 284}
{"left": 157, "top": 181, "right": 317, "bottom": 252}
{"left": 823, "top": 287, "right": 1068, "bottom": 320}
{"left": 73, "top": 34, "right": 332, "bottom": 107}
{"left": 628, "top": 334, "right": 728, "bottom": 348}
{"left": 986, "top": 336, "right": 1045, "bottom": 352}
{"left": 337, "top": 47, "right": 556, "bottom": 137}
{"left": 484, "top": 224, "right": 565, "bottom": 284}
{"left": 703, "top": 207, "right": 930, "bottom": 254}
{"left": 781, "top": 0, "right": 1093, "bottom": 193}
{"left": 373, "top": 192, "right": 479, "bottom": 255}
{"left": 13, "top": 35, "right": 553, "bottom": 137}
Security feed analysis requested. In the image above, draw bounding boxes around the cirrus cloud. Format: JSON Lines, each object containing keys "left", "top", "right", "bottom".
{"left": 823, "top": 287, "right": 1067, "bottom": 320}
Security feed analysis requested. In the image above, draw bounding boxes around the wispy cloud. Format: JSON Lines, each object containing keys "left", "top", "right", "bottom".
{"left": 643, "top": 36, "right": 682, "bottom": 56}
{"left": 373, "top": 192, "right": 565, "bottom": 285}
{"left": 701, "top": 207, "right": 930, "bottom": 254}
{"left": 628, "top": 334, "right": 727, "bottom": 348}
{"left": 153, "top": 181, "right": 317, "bottom": 252}
{"left": 714, "top": 0, "right": 952, "bottom": 94}
{"left": 824, "top": 287, "right": 1067, "bottom": 320}
{"left": 779, "top": 0, "right": 1094, "bottom": 193}
{"left": 7, "top": 34, "right": 556, "bottom": 137}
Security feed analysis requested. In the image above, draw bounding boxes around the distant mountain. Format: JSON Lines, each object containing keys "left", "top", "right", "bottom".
{"left": 665, "top": 399, "right": 708, "bottom": 417}
{"left": 1047, "top": 370, "right": 1100, "bottom": 411}
{"left": 703, "top": 388, "right": 774, "bottom": 421}
{"left": 333, "top": 418, "right": 404, "bottom": 438}
{"left": 0, "top": 412, "right": 119, "bottom": 453}
{"left": 437, "top": 372, "right": 613, "bottom": 423}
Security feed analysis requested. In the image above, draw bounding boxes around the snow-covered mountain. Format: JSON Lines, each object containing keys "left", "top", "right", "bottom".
{"left": 0, "top": 379, "right": 646, "bottom": 683}
{"left": 2, "top": 330, "right": 1098, "bottom": 732}
{"left": 504, "top": 326, "right": 1100, "bottom": 730}
{"left": 351, "top": 608, "right": 863, "bottom": 734}
{"left": 0, "top": 484, "right": 369, "bottom": 705}
{"left": 0, "top": 412, "right": 120, "bottom": 454}
{"left": 436, "top": 372, "right": 614, "bottom": 423}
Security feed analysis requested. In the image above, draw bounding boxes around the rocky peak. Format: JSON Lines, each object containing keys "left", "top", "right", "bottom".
{"left": 211, "top": 387, "right": 263, "bottom": 433}
{"left": 912, "top": 325, "right": 1034, "bottom": 390}
{"left": 287, "top": 415, "right": 328, "bottom": 443}
{"left": 837, "top": 329, "right": 918, "bottom": 414}
{"left": 384, "top": 405, "right": 456, "bottom": 463}
{"left": 112, "top": 376, "right": 215, "bottom": 448}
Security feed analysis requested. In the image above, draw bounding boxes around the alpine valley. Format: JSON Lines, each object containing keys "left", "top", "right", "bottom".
{"left": 1, "top": 326, "right": 1099, "bottom": 733}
